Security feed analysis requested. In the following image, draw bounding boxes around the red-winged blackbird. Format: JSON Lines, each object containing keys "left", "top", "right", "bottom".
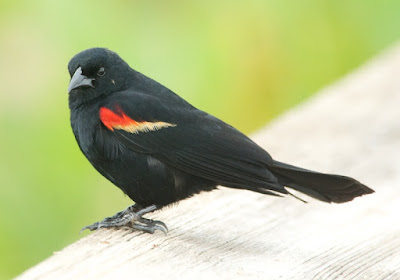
{"left": 68, "top": 48, "right": 374, "bottom": 234}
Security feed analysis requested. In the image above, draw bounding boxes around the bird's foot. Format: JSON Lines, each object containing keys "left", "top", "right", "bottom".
{"left": 81, "top": 204, "right": 168, "bottom": 234}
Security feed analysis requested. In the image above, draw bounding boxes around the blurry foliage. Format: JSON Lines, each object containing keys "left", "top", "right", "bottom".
{"left": 1, "top": 0, "right": 400, "bottom": 278}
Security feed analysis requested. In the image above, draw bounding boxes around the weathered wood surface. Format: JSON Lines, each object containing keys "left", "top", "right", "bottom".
{"left": 17, "top": 45, "right": 400, "bottom": 280}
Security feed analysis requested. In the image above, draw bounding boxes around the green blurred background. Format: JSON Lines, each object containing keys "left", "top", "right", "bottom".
{"left": 1, "top": 0, "right": 400, "bottom": 278}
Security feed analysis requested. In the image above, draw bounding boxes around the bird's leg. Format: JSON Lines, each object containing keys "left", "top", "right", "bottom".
{"left": 81, "top": 204, "right": 168, "bottom": 234}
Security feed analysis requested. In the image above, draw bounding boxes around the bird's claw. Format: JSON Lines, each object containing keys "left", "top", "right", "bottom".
{"left": 80, "top": 204, "right": 168, "bottom": 235}
{"left": 80, "top": 222, "right": 101, "bottom": 233}
{"left": 132, "top": 220, "right": 168, "bottom": 235}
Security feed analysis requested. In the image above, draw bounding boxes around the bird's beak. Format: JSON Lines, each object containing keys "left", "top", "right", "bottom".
{"left": 68, "top": 67, "right": 95, "bottom": 93}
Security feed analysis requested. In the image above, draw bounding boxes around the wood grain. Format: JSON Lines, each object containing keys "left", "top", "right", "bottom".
{"left": 17, "top": 44, "right": 400, "bottom": 280}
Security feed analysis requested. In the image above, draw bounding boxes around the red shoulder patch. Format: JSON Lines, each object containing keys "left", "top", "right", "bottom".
{"left": 99, "top": 106, "right": 176, "bottom": 134}
{"left": 99, "top": 106, "right": 137, "bottom": 131}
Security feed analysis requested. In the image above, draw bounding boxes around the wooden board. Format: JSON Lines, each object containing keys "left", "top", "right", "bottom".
{"left": 17, "top": 44, "right": 400, "bottom": 280}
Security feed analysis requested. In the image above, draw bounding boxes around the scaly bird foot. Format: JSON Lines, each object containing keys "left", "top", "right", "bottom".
{"left": 80, "top": 204, "right": 168, "bottom": 235}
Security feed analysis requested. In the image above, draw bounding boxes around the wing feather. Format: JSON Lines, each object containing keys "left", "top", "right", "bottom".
{"left": 101, "top": 91, "right": 281, "bottom": 190}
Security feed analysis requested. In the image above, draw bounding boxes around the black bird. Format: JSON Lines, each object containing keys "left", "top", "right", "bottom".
{"left": 67, "top": 48, "right": 374, "bottom": 234}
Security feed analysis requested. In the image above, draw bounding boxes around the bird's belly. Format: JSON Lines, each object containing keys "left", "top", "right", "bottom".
{"left": 89, "top": 150, "right": 216, "bottom": 207}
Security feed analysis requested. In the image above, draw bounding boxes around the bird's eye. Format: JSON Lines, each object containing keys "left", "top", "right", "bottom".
{"left": 97, "top": 67, "right": 106, "bottom": 77}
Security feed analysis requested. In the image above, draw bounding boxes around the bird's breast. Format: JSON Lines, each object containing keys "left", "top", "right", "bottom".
{"left": 70, "top": 107, "right": 102, "bottom": 156}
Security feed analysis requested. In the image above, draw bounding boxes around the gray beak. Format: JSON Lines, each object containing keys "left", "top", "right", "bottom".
{"left": 68, "top": 67, "right": 95, "bottom": 93}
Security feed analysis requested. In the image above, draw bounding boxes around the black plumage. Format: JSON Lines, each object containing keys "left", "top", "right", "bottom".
{"left": 67, "top": 48, "right": 374, "bottom": 233}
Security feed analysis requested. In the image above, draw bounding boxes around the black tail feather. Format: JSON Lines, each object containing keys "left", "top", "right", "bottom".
{"left": 268, "top": 160, "right": 374, "bottom": 203}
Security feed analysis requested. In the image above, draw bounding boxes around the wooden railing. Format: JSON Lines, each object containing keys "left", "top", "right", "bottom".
{"left": 17, "top": 44, "right": 400, "bottom": 280}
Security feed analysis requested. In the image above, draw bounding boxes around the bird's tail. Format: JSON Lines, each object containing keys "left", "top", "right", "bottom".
{"left": 268, "top": 160, "right": 374, "bottom": 203}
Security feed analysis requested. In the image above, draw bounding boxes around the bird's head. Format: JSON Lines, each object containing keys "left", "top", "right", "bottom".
{"left": 67, "top": 48, "right": 130, "bottom": 106}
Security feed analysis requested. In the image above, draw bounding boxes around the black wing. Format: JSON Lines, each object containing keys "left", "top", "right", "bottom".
{"left": 101, "top": 90, "right": 284, "bottom": 193}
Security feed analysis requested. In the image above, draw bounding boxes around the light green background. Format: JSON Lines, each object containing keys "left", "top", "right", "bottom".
{"left": 1, "top": 1, "right": 399, "bottom": 278}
